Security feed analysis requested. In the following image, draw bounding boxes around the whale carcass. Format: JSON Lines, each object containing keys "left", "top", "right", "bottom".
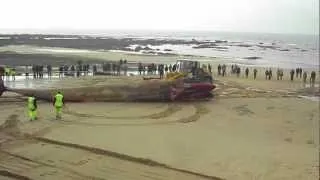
{"left": 0, "top": 76, "right": 215, "bottom": 102}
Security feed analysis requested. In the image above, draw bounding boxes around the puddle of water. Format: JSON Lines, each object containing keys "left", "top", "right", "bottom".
{"left": 299, "top": 96, "right": 320, "bottom": 102}
{"left": 304, "top": 84, "right": 320, "bottom": 88}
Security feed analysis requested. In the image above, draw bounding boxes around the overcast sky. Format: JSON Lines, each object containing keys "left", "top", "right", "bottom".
{"left": 0, "top": 0, "right": 318, "bottom": 35}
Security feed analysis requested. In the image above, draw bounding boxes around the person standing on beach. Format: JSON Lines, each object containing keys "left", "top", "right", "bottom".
{"left": 0, "top": 66, "right": 5, "bottom": 81}
{"left": 236, "top": 67, "right": 240, "bottom": 77}
{"left": 172, "top": 64, "right": 177, "bottom": 72}
{"left": 159, "top": 64, "right": 164, "bottom": 79}
{"left": 59, "top": 66, "right": 63, "bottom": 78}
{"left": 11, "top": 68, "right": 16, "bottom": 81}
{"left": 245, "top": 68, "right": 249, "bottom": 78}
{"left": 222, "top": 64, "right": 226, "bottom": 77}
{"left": 279, "top": 69, "right": 283, "bottom": 80}
{"left": 295, "top": 68, "right": 299, "bottom": 78}
{"left": 276, "top": 69, "right": 280, "bottom": 80}
{"left": 268, "top": 69, "right": 272, "bottom": 80}
{"left": 116, "top": 63, "right": 120, "bottom": 76}
{"left": 123, "top": 60, "right": 128, "bottom": 76}
{"left": 164, "top": 65, "right": 168, "bottom": 74}
{"left": 3, "top": 67, "right": 8, "bottom": 81}
{"left": 303, "top": 72, "right": 307, "bottom": 83}
{"left": 253, "top": 68, "right": 257, "bottom": 79}
{"left": 32, "top": 65, "right": 36, "bottom": 79}
{"left": 265, "top": 70, "right": 269, "bottom": 80}
{"left": 299, "top": 68, "right": 302, "bottom": 78}
{"left": 53, "top": 91, "right": 64, "bottom": 120}
{"left": 169, "top": 64, "right": 172, "bottom": 72}
{"left": 218, "top": 64, "right": 221, "bottom": 75}
{"left": 208, "top": 64, "right": 212, "bottom": 74}
{"left": 93, "top": 64, "right": 97, "bottom": 76}
{"left": 290, "top": 69, "right": 295, "bottom": 81}
{"left": 310, "top": 71, "right": 316, "bottom": 87}
{"left": 138, "top": 62, "right": 143, "bottom": 75}
{"left": 47, "top": 65, "right": 52, "bottom": 79}
{"left": 27, "top": 94, "right": 37, "bottom": 121}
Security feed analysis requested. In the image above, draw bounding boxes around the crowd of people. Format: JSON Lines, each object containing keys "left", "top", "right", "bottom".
{"left": 0, "top": 66, "right": 16, "bottom": 81}
{"left": 0, "top": 60, "right": 318, "bottom": 87}
{"left": 138, "top": 62, "right": 179, "bottom": 77}
{"left": 215, "top": 64, "right": 317, "bottom": 86}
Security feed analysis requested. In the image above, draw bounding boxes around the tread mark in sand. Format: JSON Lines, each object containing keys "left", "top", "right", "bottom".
{"left": 0, "top": 170, "right": 33, "bottom": 180}
{"left": 64, "top": 104, "right": 181, "bottom": 120}
{"left": 60, "top": 104, "right": 209, "bottom": 126}
{"left": 30, "top": 137, "right": 224, "bottom": 180}
{"left": 0, "top": 150, "right": 106, "bottom": 180}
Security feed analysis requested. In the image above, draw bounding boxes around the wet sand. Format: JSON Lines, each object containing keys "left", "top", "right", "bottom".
{"left": 0, "top": 73, "right": 319, "bottom": 180}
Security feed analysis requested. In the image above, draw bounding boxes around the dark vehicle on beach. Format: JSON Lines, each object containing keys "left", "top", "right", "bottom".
{"left": 144, "top": 59, "right": 215, "bottom": 100}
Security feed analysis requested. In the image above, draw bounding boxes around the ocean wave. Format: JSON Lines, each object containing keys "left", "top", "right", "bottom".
{"left": 0, "top": 37, "right": 11, "bottom": 40}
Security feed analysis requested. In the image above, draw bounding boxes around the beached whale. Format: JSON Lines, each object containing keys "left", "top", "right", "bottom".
{"left": 0, "top": 77, "right": 215, "bottom": 102}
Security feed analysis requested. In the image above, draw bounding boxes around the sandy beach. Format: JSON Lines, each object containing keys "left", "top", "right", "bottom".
{"left": 0, "top": 69, "right": 319, "bottom": 180}
{"left": 0, "top": 35, "right": 319, "bottom": 180}
{"left": 1, "top": 1, "right": 319, "bottom": 179}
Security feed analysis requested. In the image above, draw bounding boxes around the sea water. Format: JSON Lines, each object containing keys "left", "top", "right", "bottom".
{"left": 96, "top": 31, "right": 319, "bottom": 69}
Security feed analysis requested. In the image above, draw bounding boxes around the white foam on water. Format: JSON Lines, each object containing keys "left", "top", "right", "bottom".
{"left": 109, "top": 50, "right": 144, "bottom": 55}
{"left": 35, "top": 48, "right": 90, "bottom": 53}
{"left": 44, "top": 37, "right": 80, "bottom": 40}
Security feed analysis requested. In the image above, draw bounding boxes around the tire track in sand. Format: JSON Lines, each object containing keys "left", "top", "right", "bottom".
{"left": 0, "top": 136, "right": 224, "bottom": 180}
{"left": 59, "top": 103, "right": 209, "bottom": 127}
{"left": 0, "top": 170, "right": 33, "bottom": 180}
{"left": 32, "top": 136, "right": 224, "bottom": 180}
{"left": 63, "top": 103, "right": 181, "bottom": 120}
{"left": 0, "top": 150, "right": 106, "bottom": 180}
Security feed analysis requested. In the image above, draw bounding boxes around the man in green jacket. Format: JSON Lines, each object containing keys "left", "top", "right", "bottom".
{"left": 28, "top": 94, "right": 37, "bottom": 121}
{"left": 53, "top": 91, "right": 64, "bottom": 119}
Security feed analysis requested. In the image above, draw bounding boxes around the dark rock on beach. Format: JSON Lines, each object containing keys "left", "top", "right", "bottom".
{"left": 243, "top": 56, "right": 262, "bottom": 60}
{"left": 214, "top": 40, "right": 228, "bottom": 43}
{"left": 193, "top": 43, "right": 217, "bottom": 49}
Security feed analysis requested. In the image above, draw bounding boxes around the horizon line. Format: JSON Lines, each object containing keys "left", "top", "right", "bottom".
{"left": 0, "top": 28, "right": 318, "bottom": 36}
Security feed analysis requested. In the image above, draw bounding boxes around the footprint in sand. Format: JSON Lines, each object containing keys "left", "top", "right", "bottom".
{"left": 232, "top": 104, "right": 255, "bottom": 116}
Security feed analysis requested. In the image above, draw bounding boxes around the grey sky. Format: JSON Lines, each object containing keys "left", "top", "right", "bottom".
{"left": 0, "top": 0, "right": 318, "bottom": 35}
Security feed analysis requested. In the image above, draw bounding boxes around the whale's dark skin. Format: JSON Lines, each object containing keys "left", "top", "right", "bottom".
{"left": 0, "top": 78, "right": 215, "bottom": 102}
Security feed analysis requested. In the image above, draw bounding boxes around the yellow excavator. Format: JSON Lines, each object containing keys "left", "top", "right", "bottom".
{"left": 165, "top": 60, "right": 213, "bottom": 83}
{"left": 143, "top": 59, "right": 213, "bottom": 84}
{"left": 165, "top": 71, "right": 186, "bottom": 81}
